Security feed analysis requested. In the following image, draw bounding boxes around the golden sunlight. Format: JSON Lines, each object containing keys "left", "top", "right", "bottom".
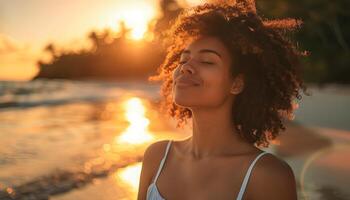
{"left": 115, "top": 97, "right": 154, "bottom": 144}
{"left": 115, "top": 162, "right": 143, "bottom": 194}
{"left": 107, "top": 3, "right": 156, "bottom": 40}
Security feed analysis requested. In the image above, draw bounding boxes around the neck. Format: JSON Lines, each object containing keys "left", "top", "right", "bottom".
{"left": 184, "top": 103, "right": 253, "bottom": 159}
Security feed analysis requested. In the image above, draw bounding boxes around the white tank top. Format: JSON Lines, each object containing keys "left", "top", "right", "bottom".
{"left": 146, "top": 140, "right": 269, "bottom": 200}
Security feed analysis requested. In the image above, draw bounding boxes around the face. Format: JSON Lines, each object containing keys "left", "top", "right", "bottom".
{"left": 172, "top": 36, "right": 243, "bottom": 109}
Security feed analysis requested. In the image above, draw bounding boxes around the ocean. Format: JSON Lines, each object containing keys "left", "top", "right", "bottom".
{"left": 0, "top": 79, "right": 349, "bottom": 200}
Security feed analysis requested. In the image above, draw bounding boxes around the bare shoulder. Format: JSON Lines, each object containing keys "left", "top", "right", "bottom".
{"left": 247, "top": 152, "right": 298, "bottom": 200}
{"left": 141, "top": 139, "right": 171, "bottom": 178}
{"left": 143, "top": 140, "right": 171, "bottom": 162}
{"left": 137, "top": 140, "right": 170, "bottom": 200}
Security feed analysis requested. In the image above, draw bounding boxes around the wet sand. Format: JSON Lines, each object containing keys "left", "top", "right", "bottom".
{"left": 48, "top": 122, "right": 350, "bottom": 200}
{"left": 1, "top": 122, "right": 349, "bottom": 200}
{"left": 264, "top": 122, "right": 350, "bottom": 200}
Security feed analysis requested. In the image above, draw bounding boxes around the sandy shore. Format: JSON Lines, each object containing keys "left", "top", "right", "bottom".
{"left": 264, "top": 122, "right": 350, "bottom": 200}
{"left": 47, "top": 122, "right": 350, "bottom": 200}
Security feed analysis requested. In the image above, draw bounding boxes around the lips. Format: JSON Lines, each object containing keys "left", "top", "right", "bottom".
{"left": 175, "top": 76, "right": 201, "bottom": 86}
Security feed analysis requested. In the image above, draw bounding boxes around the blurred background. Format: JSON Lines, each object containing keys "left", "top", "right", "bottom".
{"left": 0, "top": 0, "right": 349, "bottom": 199}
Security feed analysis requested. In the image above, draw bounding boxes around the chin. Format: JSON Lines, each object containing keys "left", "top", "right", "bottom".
{"left": 173, "top": 95, "right": 198, "bottom": 108}
{"left": 172, "top": 85, "right": 215, "bottom": 108}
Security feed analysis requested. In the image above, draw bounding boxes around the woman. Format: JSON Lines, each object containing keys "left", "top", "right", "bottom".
{"left": 138, "top": 0, "right": 308, "bottom": 199}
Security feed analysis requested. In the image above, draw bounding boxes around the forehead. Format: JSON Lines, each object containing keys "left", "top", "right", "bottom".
{"left": 182, "top": 36, "right": 229, "bottom": 55}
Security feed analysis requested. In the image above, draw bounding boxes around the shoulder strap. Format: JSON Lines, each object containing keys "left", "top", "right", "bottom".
{"left": 236, "top": 151, "right": 269, "bottom": 200}
{"left": 153, "top": 140, "right": 172, "bottom": 183}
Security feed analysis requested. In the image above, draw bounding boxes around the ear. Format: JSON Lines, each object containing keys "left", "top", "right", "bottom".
{"left": 230, "top": 73, "right": 244, "bottom": 95}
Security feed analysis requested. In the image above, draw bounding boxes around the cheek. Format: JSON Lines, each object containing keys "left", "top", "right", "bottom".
{"left": 202, "top": 69, "right": 227, "bottom": 90}
{"left": 172, "top": 69, "right": 231, "bottom": 107}
{"left": 200, "top": 70, "right": 231, "bottom": 100}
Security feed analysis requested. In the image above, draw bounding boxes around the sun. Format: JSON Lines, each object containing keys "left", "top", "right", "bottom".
{"left": 121, "top": 6, "right": 154, "bottom": 40}
{"left": 106, "top": 3, "right": 157, "bottom": 40}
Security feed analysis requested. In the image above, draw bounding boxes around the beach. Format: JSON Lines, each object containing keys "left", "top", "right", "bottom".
{"left": 0, "top": 80, "right": 349, "bottom": 200}
{"left": 49, "top": 123, "right": 350, "bottom": 200}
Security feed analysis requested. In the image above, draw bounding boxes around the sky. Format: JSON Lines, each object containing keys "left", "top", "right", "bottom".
{"left": 0, "top": 0, "right": 201, "bottom": 80}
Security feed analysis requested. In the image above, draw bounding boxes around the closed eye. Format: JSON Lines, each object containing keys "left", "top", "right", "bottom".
{"left": 201, "top": 61, "right": 214, "bottom": 65}
{"left": 179, "top": 60, "right": 214, "bottom": 65}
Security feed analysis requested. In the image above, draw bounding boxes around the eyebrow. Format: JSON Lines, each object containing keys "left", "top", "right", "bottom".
{"left": 181, "top": 49, "right": 222, "bottom": 58}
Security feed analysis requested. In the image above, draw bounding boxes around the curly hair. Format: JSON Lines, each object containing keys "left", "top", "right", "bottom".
{"left": 148, "top": 0, "right": 310, "bottom": 148}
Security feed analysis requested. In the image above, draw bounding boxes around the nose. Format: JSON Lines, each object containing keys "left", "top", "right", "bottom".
{"left": 180, "top": 62, "right": 195, "bottom": 74}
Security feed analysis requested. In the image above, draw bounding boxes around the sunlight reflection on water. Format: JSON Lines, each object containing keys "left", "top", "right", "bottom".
{"left": 1, "top": 81, "right": 350, "bottom": 200}
{"left": 115, "top": 162, "right": 142, "bottom": 198}
{"left": 115, "top": 97, "right": 154, "bottom": 145}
